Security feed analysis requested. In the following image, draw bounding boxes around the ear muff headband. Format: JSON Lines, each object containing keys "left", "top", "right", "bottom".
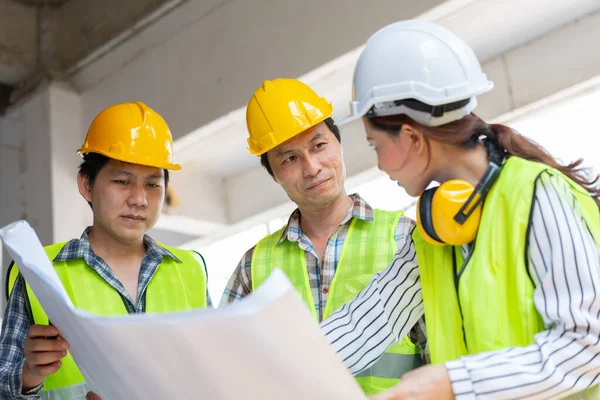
{"left": 418, "top": 187, "right": 444, "bottom": 244}
{"left": 454, "top": 160, "right": 502, "bottom": 224}
{"left": 417, "top": 139, "right": 505, "bottom": 245}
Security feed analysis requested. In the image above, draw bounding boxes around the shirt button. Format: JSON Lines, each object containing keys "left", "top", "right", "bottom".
{"left": 322, "top": 286, "right": 329, "bottom": 294}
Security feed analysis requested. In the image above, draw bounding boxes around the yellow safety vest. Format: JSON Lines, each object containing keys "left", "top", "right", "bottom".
{"left": 251, "top": 209, "right": 421, "bottom": 395}
{"left": 7, "top": 242, "right": 208, "bottom": 400}
{"left": 414, "top": 156, "right": 600, "bottom": 399}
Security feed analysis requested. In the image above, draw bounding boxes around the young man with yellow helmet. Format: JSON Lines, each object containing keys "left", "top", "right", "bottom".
{"left": 221, "top": 78, "right": 427, "bottom": 395}
{"left": 0, "top": 102, "right": 211, "bottom": 399}
{"left": 321, "top": 20, "right": 600, "bottom": 399}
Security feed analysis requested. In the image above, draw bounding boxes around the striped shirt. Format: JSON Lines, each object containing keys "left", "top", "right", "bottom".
{"left": 0, "top": 228, "right": 212, "bottom": 399}
{"left": 221, "top": 194, "right": 429, "bottom": 362}
{"left": 321, "top": 172, "right": 600, "bottom": 399}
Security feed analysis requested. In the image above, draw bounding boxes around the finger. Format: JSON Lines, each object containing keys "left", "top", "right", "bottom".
{"left": 26, "top": 350, "right": 68, "bottom": 366}
{"left": 369, "top": 385, "right": 407, "bottom": 400}
{"left": 86, "top": 392, "right": 102, "bottom": 400}
{"left": 27, "top": 360, "right": 62, "bottom": 378}
{"left": 28, "top": 324, "right": 59, "bottom": 339}
{"left": 401, "top": 365, "right": 424, "bottom": 379}
{"left": 25, "top": 338, "right": 69, "bottom": 352}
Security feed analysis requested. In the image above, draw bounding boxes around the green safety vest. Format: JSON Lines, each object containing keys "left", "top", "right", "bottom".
{"left": 414, "top": 156, "right": 600, "bottom": 399}
{"left": 251, "top": 209, "right": 422, "bottom": 395}
{"left": 7, "top": 242, "right": 208, "bottom": 400}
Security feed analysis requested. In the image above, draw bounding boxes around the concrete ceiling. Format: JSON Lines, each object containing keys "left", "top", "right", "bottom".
{"left": 0, "top": 0, "right": 179, "bottom": 110}
{"left": 10, "top": 0, "right": 73, "bottom": 5}
{"left": 3, "top": 0, "right": 600, "bottom": 248}
{"left": 148, "top": 0, "right": 600, "bottom": 246}
{"left": 172, "top": 0, "right": 600, "bottom": 179}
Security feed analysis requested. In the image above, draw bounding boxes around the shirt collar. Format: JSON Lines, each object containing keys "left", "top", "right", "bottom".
{"left": 53, "top": 227, "right": 181, "bottom": 263}
{"left": 275, "top": 193, "right": 374, "bottom": 246}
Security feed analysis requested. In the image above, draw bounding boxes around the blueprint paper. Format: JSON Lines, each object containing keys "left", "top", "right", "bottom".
{"left": 0, "top": 220, "right": 366, "bottom": 400}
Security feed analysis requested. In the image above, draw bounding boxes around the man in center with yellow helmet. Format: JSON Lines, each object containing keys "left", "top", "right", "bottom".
{"left": 220, "top": 78, "right": 427, "bottom": 395}
{"left": 0, "top": 102, "right": 211, "bottom": 399}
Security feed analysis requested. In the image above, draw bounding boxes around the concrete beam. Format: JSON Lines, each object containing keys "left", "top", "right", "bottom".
{"left": 154, "top": 214, "right": 224, "bottom": 237}
{"left": 166, "top": 0, "right": 600, "bottom": 187}
{"left": 0, "top": 0, "right": 184, "bottom": 91}
{"left": 166, "top": 165, "right": 228, "bottom": 225}
{"left": 474, "top": 8, "right": 600, "bottom": 121}
{"left": 146, "top": 227, "right": 199, "bottom": 247}
{"left": 220, "top": 5, "right": 600, "bottom": 227}
{"left": 225, "top": 165, "right": 288, "bottom": 224}
{"left": 77, "top": 0, "right": 445, "bottom": 141}
{"left": 0, "top": 0, "right": 37, "bottom": 84}
{"left": 52, "top": 0, "right": 178, "bottom": 74}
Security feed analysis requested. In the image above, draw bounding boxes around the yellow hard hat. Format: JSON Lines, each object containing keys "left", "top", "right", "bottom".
{"left": 246, "top": 79, "right": 333, "bottom": 156}
{"left": 77, "top": 102, "right": 181, "bottom": 170}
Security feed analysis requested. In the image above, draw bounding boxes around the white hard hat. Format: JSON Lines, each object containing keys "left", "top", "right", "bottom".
{"left": 339, "top": 20, "right": 494, "bottom": 127}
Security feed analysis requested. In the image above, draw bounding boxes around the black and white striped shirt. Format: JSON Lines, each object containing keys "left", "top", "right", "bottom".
{"left": 321, "top": 172, "right": 600, "bottom": 399}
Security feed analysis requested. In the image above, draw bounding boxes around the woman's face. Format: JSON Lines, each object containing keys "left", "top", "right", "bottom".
{"left": 364, "top": 119, "right": 432, "bottom": 197}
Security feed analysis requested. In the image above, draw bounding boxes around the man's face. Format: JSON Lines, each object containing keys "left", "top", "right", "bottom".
{"left": 78, "top": 160, "right": 166, "bottom": 243}
{"left": 267, "top": 122, "right": 346, "bottom": 210}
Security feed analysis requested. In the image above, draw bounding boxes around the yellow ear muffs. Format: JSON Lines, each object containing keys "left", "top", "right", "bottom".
{"left": 416, "top": 187, "right": 445, "bottom": 245}
{"left": 417, "top": 180, "right": 483, "bottom": 246}
{"left": 416, "top": 142, "right": 504, "bottom": 246}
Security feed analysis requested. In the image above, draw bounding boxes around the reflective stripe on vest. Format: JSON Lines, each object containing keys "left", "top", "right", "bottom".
{"left": 355, "top": 352, "right": 423, "bottom": 379}
{"left": 251, "top": 209, "right": 422, "bottom": 395}
{"left": 8, "top": 242, "right": 208, "bottom": 398}
{"left": 414, "top": 157, "right": 600, "bottom": 397}
{"left": 40, "top": 382, "right": 91, "bottom": 400}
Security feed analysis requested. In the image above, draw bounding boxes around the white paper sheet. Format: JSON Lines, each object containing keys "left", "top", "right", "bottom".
{"left": 0, "top": 220, "right": 366, "bottom": 400}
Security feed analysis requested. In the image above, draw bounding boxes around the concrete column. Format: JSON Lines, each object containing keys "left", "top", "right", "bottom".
{"left": 48, "top": 82, "right": 91, "bottom": 243}
{"left": 0, "top": 82, "right": 90, "bottom": 313}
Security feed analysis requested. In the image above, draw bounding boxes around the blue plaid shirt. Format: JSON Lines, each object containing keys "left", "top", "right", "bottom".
{"left": 0, "top": 228, "right": 211, "bottom": 399}
{"left": 220, "top": 194, "right": 429, "bottom": 362}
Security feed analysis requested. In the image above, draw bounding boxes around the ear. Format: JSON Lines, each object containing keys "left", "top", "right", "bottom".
{"left": 271, "top": 172, "right": 281, "bottom": 185}
{"left": 77, "top": 172, "right": 93, "bottom": 204}
{"left": 401, "top": 124, "right": 426, "bottom": 155}
{"left": 265, "top": 152, "right": 282, "bottom": 184}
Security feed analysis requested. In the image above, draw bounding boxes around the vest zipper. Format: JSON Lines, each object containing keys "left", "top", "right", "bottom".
{"left": 119, "top": 293, "right": 135, "bottom": 314}
{"left": 452, "top": 242, "right": 477, "bottom": 353}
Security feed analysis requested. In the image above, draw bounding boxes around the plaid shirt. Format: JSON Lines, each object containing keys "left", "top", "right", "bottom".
{"left": 0, "top": 228, "right": 212, "bottom": 399}
{"left": 220, "top": 194, "right": 429, "bottom": 363}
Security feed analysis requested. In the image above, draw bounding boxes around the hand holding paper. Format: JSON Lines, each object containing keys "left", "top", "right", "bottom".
{"left": 0, "top": 220, "right": 366, "bottom": 400}
{"left": 21, "top": 324, "right": 70, "bottom": 391}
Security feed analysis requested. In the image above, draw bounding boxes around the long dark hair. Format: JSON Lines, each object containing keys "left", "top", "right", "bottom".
{"left": 367, "top": 113, "right": 600, "bottom": 206}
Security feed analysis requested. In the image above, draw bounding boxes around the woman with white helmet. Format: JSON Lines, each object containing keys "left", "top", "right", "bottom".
{"left": 321, "top": 20, "right": 600, "bottom": 399}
